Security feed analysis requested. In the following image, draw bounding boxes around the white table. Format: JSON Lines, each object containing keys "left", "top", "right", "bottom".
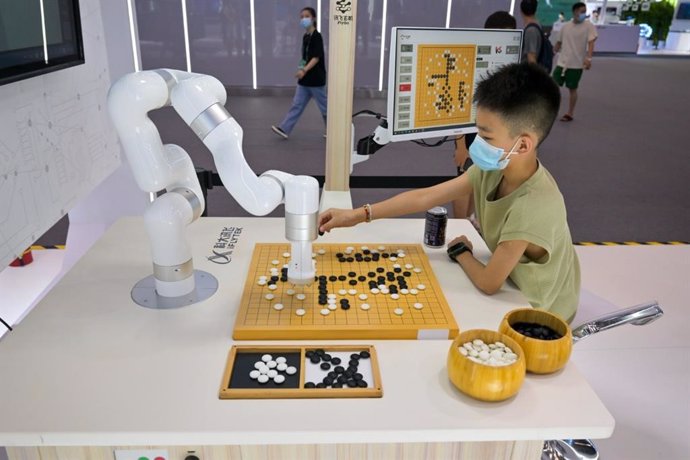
{"left": 0, "top": 217, "right": 614, "bottom": 459}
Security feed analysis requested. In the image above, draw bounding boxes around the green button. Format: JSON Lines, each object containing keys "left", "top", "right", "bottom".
{"left": 138, "top": 457, "right": 149, "bottom": 460}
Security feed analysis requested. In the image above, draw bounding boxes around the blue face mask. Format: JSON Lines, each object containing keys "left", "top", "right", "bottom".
{"left": 300, "top": 17, "right": 313, "bottom": 29}
{"left": 469, "top": 135, "right": 521, "bottom": 171}
{"left": 576, "top": 12, "right": 587, "bottom": 22}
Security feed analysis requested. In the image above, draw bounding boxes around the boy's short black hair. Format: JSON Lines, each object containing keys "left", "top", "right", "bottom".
{"left": 572, "top": 2, "right": 586, "bottom": 12}
{"left": 474, "top": 63, "right": 560, "bottom": 144}
{"left": 484, "top": 11, "right": 517, "bottom": 29}
{"left": 520, "top": 0, "right": 538, "bottom": 16}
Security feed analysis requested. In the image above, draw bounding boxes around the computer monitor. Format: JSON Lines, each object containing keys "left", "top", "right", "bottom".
{"left": 387, "top": 27, "right": 523, "bottom": 142}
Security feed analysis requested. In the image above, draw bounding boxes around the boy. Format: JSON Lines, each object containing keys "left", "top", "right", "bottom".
{"left": 319, "top": 63, "right": 580, "bottom": 322}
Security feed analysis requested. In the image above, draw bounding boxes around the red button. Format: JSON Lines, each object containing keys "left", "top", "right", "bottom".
{"left": 399, "top": 83, "right": 411, "bottom": 92}
{"left": 154, "top": 457, "right": 166, "bottom": 460}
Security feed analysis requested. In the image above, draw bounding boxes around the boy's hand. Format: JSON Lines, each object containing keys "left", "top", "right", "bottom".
{"left": 448, "top": 235, "right": 473, "bottom": 256}
{"left": 319, "top": 208, "right": 363, "bottom": 233}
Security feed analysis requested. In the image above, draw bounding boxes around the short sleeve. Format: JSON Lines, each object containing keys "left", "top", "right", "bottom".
{"left": 524, "top": 27, "right": 541, "bottom": 56}
{"left": 587, "top": 23, "right": 598, "bottom": 41}
{"left": 497, "top": 199, "right": 555, "bottom": 255}
{"left": 465, "top": 164, "right": 479, "bottom": 188}
{"left": 310, "top": 33, "right": 325, "bottom": 60}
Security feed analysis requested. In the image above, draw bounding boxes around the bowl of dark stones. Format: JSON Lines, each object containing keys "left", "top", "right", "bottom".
{"left": 499, "top": 308, "right": 572, "bottom": 374}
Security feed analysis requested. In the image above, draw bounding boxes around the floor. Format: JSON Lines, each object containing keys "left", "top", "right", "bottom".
{"left": 37, "top": 55, "right": 690, "bottom": 246}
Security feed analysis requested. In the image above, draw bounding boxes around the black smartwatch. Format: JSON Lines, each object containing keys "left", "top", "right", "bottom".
{"left": 447, "top": 241, "right": 472, "bottom": 262}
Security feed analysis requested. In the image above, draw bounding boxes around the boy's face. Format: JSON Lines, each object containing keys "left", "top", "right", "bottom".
{"left": 475, "top": 107, "right": 520, "bottom": 154}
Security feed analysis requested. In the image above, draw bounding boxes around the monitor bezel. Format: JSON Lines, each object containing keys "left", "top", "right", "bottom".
{"left": 386, "top": 26, "right": 523, "bottom": 143}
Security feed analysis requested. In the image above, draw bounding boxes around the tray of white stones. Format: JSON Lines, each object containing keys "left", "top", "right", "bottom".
{"left": 219, "top": 345, "right": 383, "bottom": 399}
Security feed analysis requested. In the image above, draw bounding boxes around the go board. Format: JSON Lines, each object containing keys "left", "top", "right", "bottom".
{"left": 219, "top": 345, "right": 382, "bottom": 399}
{"left": 232, "top": 243, "right": 459, "bottom": 340}
{"left": 414, "top": 44, "right": 476, "bottom": 128}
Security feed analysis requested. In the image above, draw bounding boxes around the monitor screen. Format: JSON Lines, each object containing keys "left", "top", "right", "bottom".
{"left": 387, "top": 27, "right": 523, "bottom": 142}
{"left": 0, "top": 0, "right": 84, "bottom": 86}
{"left": 677, "top": 2, "right": 690, "bottom": 20}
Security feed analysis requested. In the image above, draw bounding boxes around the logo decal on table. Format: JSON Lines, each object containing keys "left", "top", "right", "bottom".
{"left": 208, "top": 227, "right": 243, "bottom": 264}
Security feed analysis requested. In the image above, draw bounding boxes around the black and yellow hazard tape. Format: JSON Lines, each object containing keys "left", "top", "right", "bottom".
{"left": 30, "top": 245, "right": 66, "bottom": 250}
{"left": 575, "top": 241, "right": 688, "bottom": 246}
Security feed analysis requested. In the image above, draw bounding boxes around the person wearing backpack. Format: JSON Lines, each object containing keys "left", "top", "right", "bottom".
{"left": 520, "top": 0, "right": 554, "bottom": 71}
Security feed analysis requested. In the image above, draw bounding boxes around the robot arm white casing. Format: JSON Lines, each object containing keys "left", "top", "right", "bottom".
{"left": 108, "top": 69, "right": 319, "bottom": 297}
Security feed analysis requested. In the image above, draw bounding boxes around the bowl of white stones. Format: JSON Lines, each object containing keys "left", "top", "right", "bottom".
{"left": 447, "top": 329, "right": 526, "bottom": 402}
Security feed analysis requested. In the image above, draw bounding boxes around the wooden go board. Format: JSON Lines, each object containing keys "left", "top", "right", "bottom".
{"left": 232, "top": 243, "right": 459, "bottom": 340}
{"left": 219, "top": 345, "right": 383, "bottom": 399}
{"left": 415, "top": 44, "right": 476, "bottom": 128}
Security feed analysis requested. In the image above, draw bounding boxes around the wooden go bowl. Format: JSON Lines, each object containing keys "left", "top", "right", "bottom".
{"left": 499, "top": 308, "right": 572, "bottom": 375}
{"left": 447, "top": 329, "right": 526, "bottom": 402}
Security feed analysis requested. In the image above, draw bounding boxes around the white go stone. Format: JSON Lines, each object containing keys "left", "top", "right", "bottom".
{"left": 277, "top": 363, "right": 288, "bottom": 371}
{"left": 282, "top": 252, "right": 291, "bottom": 258}
{"left": 360, "top": 303, "right": 371, "bottom": 311}
{"left": 265, "top": 293, "right": 275, "bottom": 300}
{"left": 271, "top": 260, "right": 280, "bottom": 265}
{"left": 249, "top": 370, "right": 260, "bottom": 379}
{"left": 286, "top": 289, "right": 296, "bottom": 296}
{"left": 318, "top": 248, "right": 326, "bottom": 255}
{"left": 273, "top": 303, "right": 285, "bottom": 311}
{"left": 472, "top": 339, "right": 484, "bottom": 347}
{"left": 254, "top": 361, "right": 265, "bottom": 370}
{"left": 393, "top": 308, "right": 404, "bottom": 316}
{"left": 338, "top": 289, "right": 348, "bottom": 295}
{"left": 327, "top": 304, "right": 337, "bottom": 311}
{"left": 378, "top": 284, "right": 387, "bottom": 290}
{"left": 381, "top": 288, "right": 390, "bottom": 294}
{"left": 361, "top": 246, "right": 369, "bottom": 251}
{"left": 267, "top": 360, "right": 277, "bottom": 368}
{"left": 397, "top": 252, "right": 406, "bottom": 258}
{"left": 328, "top": 293, "right": 337, "bottom": 299}
{"left": 268, "top": 284, "right": 278, "bottom": 291}
{"left": 259, "top": 366, "right": 269, "bottom": 374}
{"left": 393, "top": 263, "right": 401, "bottom": 269}
{"left": 469, "top": 349, "right": 479, "bottom": 357}
{"left": 405, "top": 263, "right": 414, "bottom": 269}
{"left": 359, "top": 293, "right": 368, "bottom": 300}
{"left": 283, "top": 264, "right": 289, "bottom": 269}
{"left": 417, "top": 284, "right": 426, "bottom": 290}
{"left": 295, "top": 308, "right": 306, "bottom": 316}
{"left": 274, "top": 374, "right": 286, "bottom": 384}
{"left": 345, "top": 246, "right": 354, "bottom": 253}
{"left": 459, "top": 347, "right": 468, "bottom": 356}
{"left": 400, "top": 289, "right": 410, "bottom": 295}
{"left": 286, "top": 366, "right": 297, "bottom": 375}
{"left": 391, "top": 293, "right": 400, "bottom": 300}
{"left": 276, "top": 356, "right": 287, "bottom": 364}
{"left": 409, "top": 289, "right": 419, "bottom": 295}
{"left": 348, "top": 289, "right": 358, "bottom": 295}
{"left": 257, "top": 279, "right": 267, "bottom": 286}
{"left": 327, "top": 298, "right": 337, "bottom": 305}
{"left": 320, "top": 308, "right": 330, "bottom": 316}
{"left": 261, "top": 354, "right": 273, "bottom": 362}
{"left": 460, "top": 340, "right": 517, "bottom": 367}
{"left": 257, "top": 374, "right": 269, "bottom": 383}
{"left": 389, "top": 256, "right": 398, "bottom": 261}
{"left": 370, "top": 288, "right": 380, "bottom": 294}
{"left": 413, "top": 302, "right": 424, "bottom": 310}
{"left": 267, "top": 369, "right": 278, "bottom": 378}
{"left": 312, "top": 253, "right": 316, "bottom": 258}
{"left": 463, "top": 342, "right": 473, "bottom": 350}
{"left": 479, "top": 350, "right": 490, "bottom": 360}
{"left": 296, "top": 293, "right": 307, "bottom": 301}
{"left": 378, "top": 246, "right": 386, "bottom": 251}
{"left": 413, "top": 267, "right": 422, "bottom": 273}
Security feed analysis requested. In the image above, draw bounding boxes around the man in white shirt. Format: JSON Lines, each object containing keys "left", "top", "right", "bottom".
{"left": 553, "top": 2, "right": 597, "bottom": 121}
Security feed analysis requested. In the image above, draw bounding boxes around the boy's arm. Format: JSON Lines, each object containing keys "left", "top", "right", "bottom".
{"left": 319, "top": 173, "right": 474, "bottom": 232}
{"left": 453, "top": 238, "right": 529, "bottom": 295}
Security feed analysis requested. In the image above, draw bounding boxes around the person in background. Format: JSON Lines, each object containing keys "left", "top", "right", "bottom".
{"left": 550, "top": 11, "right": 567, "bottom": 46}
{"left": 320, "top": 63, "right": 581, "bottom": 323}
{"left": 271, "top": 7, "right": 327, "bottom": 139}
{"left": 552, "top": 2, "right": 597, "bottom": 122}
{"left": 520, "top": 0, "right": 542, "bottom": 64}
{"left": 452, "top": 10, "right": 516, "bottom": 219}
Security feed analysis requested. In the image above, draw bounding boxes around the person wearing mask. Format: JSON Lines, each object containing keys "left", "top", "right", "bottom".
{"left": 552, "top": 2, "right": 597, "bottom": 122}
{"left": 452, "top": 10, "right": 516, "bottom": 219}
{"left": 271, "top": 7, "right": 327, "bottom": 139}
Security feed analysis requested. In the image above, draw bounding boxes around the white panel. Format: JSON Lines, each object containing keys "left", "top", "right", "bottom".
{"left": 0, "top": 0, "right": 121, "bottom": 269}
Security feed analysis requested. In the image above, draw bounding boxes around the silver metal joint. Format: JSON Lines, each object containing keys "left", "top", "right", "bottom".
{"left": 169, "top": 187, "right": 203, "bottom": 221}
{"left": 153, "top": 259, "right": 194, "bottom": 282}
{"left": 152, "top": 69, "right": 175, "bottom": 106}
{"left": 285, "top": 211, "right": 318, "bottom": 241}
{"left": 190, "top": 102, "right": 231, "bottom": 140}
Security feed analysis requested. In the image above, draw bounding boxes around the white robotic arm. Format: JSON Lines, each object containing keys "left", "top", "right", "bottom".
{"left": 108, "top": 70, "right": 318, "bottom": 301}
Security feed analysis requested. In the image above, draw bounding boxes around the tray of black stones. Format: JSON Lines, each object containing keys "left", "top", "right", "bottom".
{"left": 219, "top": 345, "right": 383, "bottom": 399}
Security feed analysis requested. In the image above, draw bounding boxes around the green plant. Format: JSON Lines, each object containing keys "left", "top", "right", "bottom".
{"left": 633, "top": 1, "right": 675, "bottom": 46}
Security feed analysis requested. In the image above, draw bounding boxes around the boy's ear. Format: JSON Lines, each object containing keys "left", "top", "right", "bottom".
{"left": 518, "top": 133, "right": 538, "bottom": 153}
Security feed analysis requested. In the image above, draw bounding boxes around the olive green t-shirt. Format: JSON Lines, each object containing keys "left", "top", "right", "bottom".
{"left": 467, "top": 163, "right": 580, "bottom": 322}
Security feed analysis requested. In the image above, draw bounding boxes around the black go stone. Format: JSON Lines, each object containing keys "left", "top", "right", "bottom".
{"left": 394, "top": 268, "right": 402, "bottom": 273}
{"left": 337, "top": 375, "right": 347, "bottom": 383}
{"left": 357, "top": 380, "right": 368, "bottom": 388}
{"left": 323, "top": 377, "right": 334, "bottom": 386}
{"left": 333, "top": 383, "right": 343, "bottom": 388}
{"left": 338, "top": 258, "right": 346, "bottom": 263}
{"left": 346, "top": 379, "right": 358, "bottom": 388}
{"left": 386, "top": 272, "right": 395, "bottom": 277}
{"left": 349, "top": 279, "right": 358, "bottom": 286}
{"left": 270, "top": 276, "right": 279, "bottom": 283}
{"left": 376, "top": 267, "right": 385, "bottom": 273}
{"left": 348, "top": 359, "right": 359, "bottom": 367}
{"left": 329, "top": 275, "right": 338, "bottom": 282}
{"left": 350, "top": 353, "right": 361, "bottom": 361}
{"left": 334, "top": 365, "right": 345, "bottom": 374}
{"left": 364, "top": 257, "right": 372, "bottom": 262}
{"left": 328, "top": 371, "right": 337, "bottom": 379}
{"left": 322, "top": 354, "right": 332, "bottom": 361}
{"left": 359, "top": 350, "right": 371, "bottom": 359}
{"left": 320, "top": 362, "right": 331, "bottom": 370}
{"left": 318, "top": 299, "right": 327, "bottom": 305}
{"left": 319, "top": 275, "right": 327, "bottom": 281}
{"left": 346, "top": 257, "right": 354, "bottom": 262}
{"left": 348, "top": 272, "right": 357, "bottom": 278}
{"left": 315, "top": 349, "right": 325, "bottom": 355}
{"left": 305, "top": 350, "right": 314, "bottom": 358}
{"left": 354, "top": 373, "right": 363, "bottom": 381}
{"left": 358, "top": 276, "right": 366, "bottom": 282}
{"left": 316, "top": 383, "right": 327, "bottom": 388}
{"left": 338, "top": 275, "right": 347, "bottom": 281}
{"left": 336, "top": 253, "right": 344, "bottom": 258}
{"left": 305, "top": 382, "right": 316, "bottom": 388}
{"left": 344, "top": 370, "right": 354, "bottom": 378}
{"left": 280, "top": 276, "right": 288, "bottom": 282}
{"left": 310, "top": 355, "right": 321, "bottom": 364}
{"left": 363, "top": 249, "right": 371, "bottom": 255}
{"left": 331, "top": 357, "right": 342, "bottom": 365}
{"left": 368, "top": 272, "right": 376, "bottom": 278}
{"left": 382, "top": 253, "right": 390, "bottom": 258}
{"left": 341, "top": 304, "right": 351, "bottom": 310}
{"left": 340, "top": 299, "right": 349, "bottom": 305}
